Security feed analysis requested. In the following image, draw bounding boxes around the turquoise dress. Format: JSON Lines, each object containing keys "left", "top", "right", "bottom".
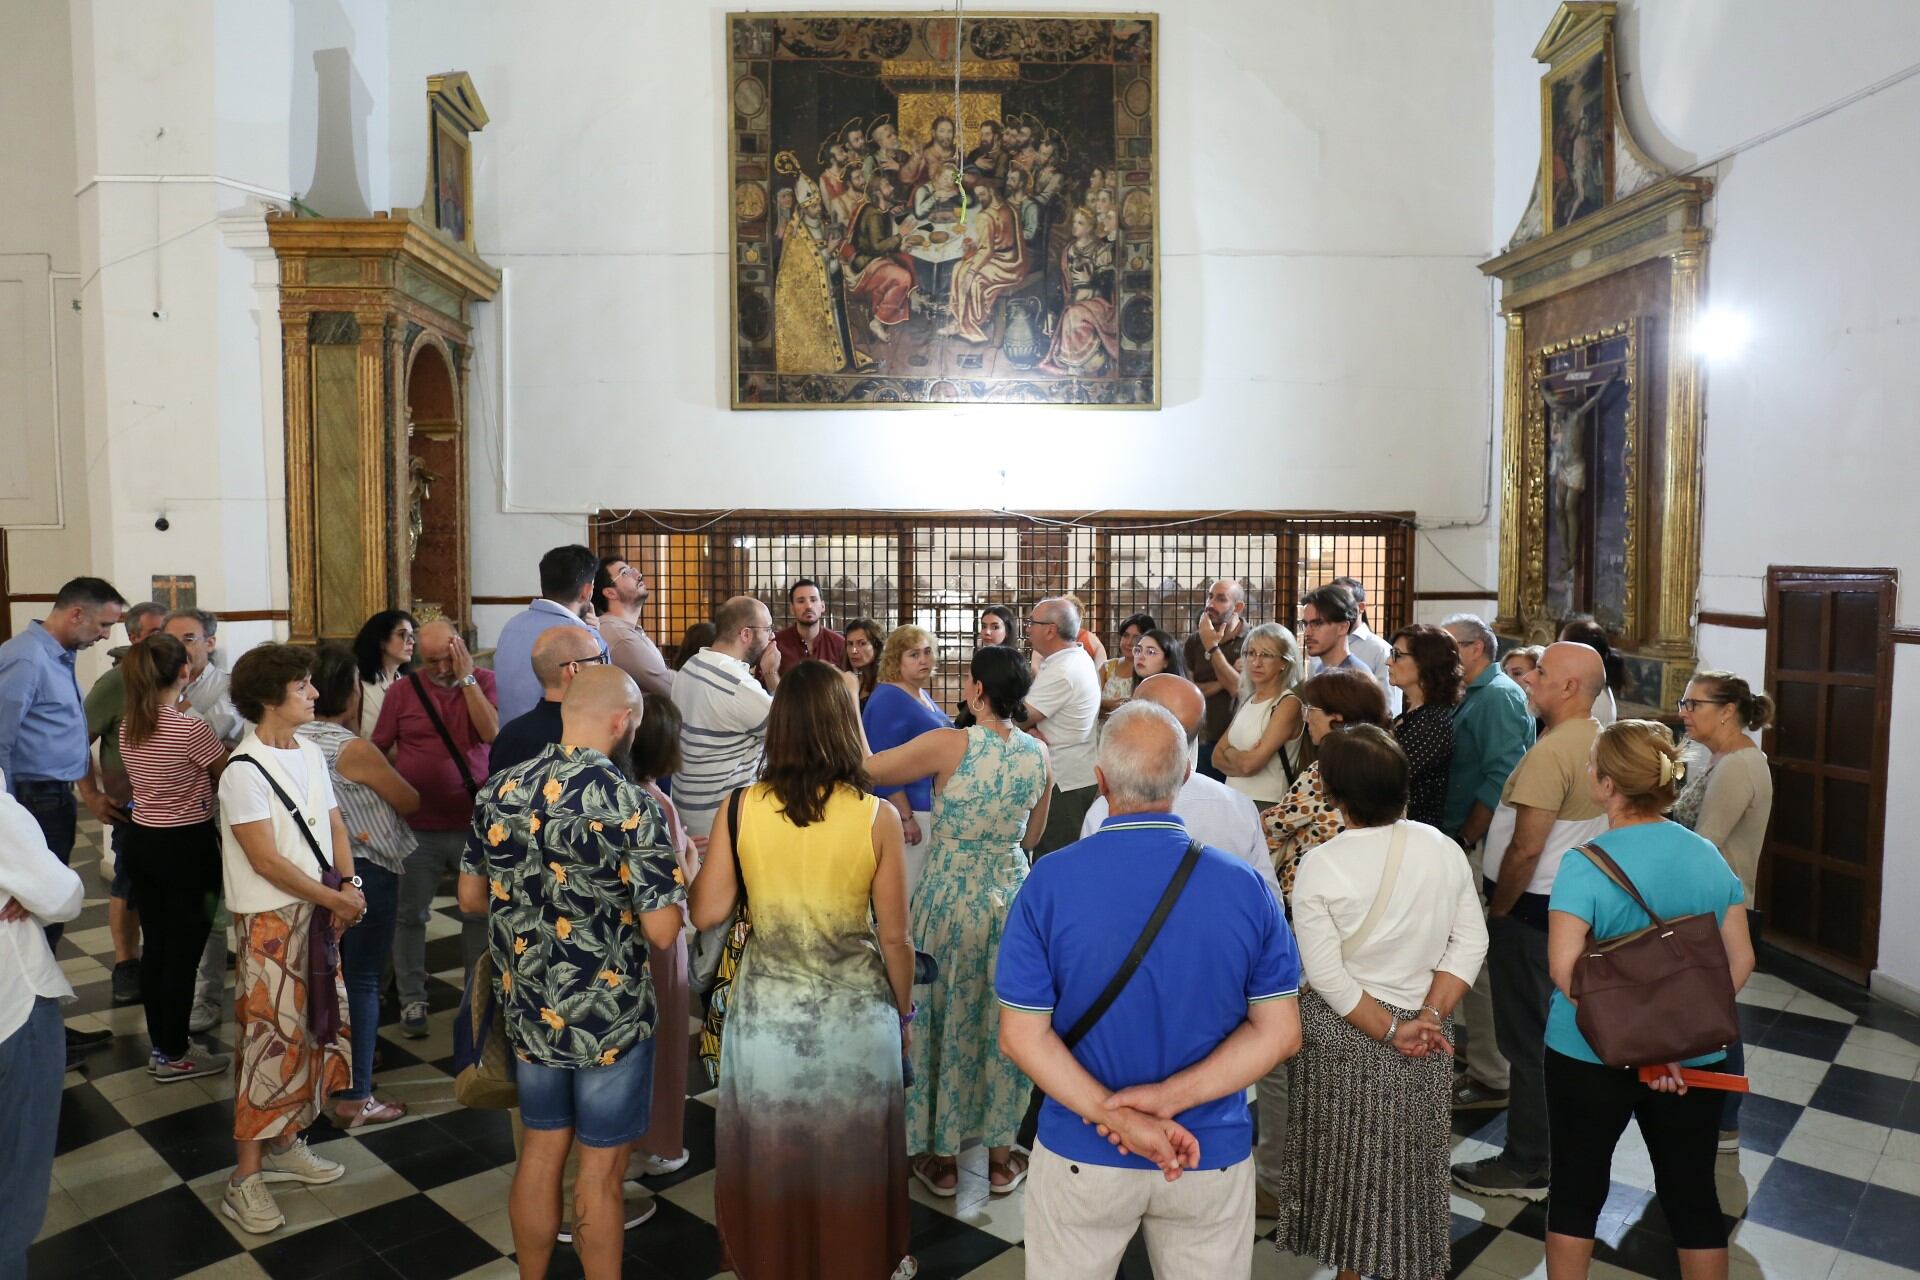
{"left": 908, "top": 726, "right": 1049, "bottom": 1154}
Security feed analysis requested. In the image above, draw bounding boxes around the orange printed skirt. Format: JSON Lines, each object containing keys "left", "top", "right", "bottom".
{"left": 231, "top": 903, "right": 352, "bottom": 1141}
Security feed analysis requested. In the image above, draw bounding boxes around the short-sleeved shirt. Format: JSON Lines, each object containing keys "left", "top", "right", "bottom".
{"left": 1026, "top": 646, "right": 1101, "bottom": 791}
{"left": 493, "top": 601, "right": 607, "bottom": 722}
{"left": 862, "top": 683, "right": 950, "bottom": 811}
{"left": 463, "top": 743, "right": 685, "bottom": 1070}
{"left": 1183, "top": 630, "right": 1246, "bottom": 742}
{"left": 372, "top": 670, "right": 498, "bottom": 832}
{"left": 773, "top": 624, "right": 847, "bottom": 674}
{"left": 1483, "top": 716, "right": 1605, "bottom": 896}
{"left": 85, "top": 667, "right": 131, "bottom": 796}
{"left": 598, "top": 615, "right": 674, "bottom": 699}
{"left": 1442, "top": 665, "right": 1535, "bottom": 837}
{"left": 1546, "top": 820, "right": 1744, "bottom": 1065}
{"left": 296, "top": 720, "right": 416, "bottom": 875}
{"left": 669, "top": 648, "right": 774, "bottom": 837}
{"left": 119, "top": 706, "right": 224, "bottom": 827}
{"left": 996, "top": 812, "right": 1300, "bottom": 1170}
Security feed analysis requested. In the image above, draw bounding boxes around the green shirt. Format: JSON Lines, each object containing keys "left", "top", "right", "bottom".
{"left": 85, "top": 666, "right": 129, "bottom": 786}
{"left": 462, "top": 743, "right": 684, "bottom": 1070}
{"left": 1441, "top": 664, "right": 1536, "bottom": 838}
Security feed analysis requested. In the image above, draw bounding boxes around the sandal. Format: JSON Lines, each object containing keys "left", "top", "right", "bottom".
{"left": 988, "top": 1150, "right": 1029, "bottom": 1195}
{"left": 910, "top": 1154, "right": 958, "bottom": 1198}
{"left": 332, "top": 1095, "right": 406, "bottom": 1129}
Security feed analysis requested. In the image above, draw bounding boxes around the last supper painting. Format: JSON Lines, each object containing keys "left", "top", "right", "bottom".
{"left": 728, "top": 12, "right": 1160, "bottom": 408}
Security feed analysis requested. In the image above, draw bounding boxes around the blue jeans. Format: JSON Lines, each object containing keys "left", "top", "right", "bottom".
{"left": 516, "top": 1036, "right": 656, "bottom": 1149}
{"left": 15, "top": 783, "right": 76, "bottom": 948}
{"left": 333, "top": 863, "right": 400, "bottom": 1102}
{"left": 0, "top": 996, "right": 64, "bottom": 1274}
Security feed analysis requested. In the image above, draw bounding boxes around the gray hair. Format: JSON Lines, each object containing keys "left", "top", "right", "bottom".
{"left": 126, "top": 602, "right": 167, "bottom": 634}
{"left": 1037, "top": 596, "right": 1081, "bottom": 642}
{"left": 1441, "top": 613, "right": 1496, "bottom": 656}
{"left": 1238, "top": 622, "right": 1304, "bottom": 704}
{"left": 1098, "top": 701, "right": 1188, "bottom": 809}
{"left": 1209, "top": 578, "right": 1247, "bottom": 606}
{"left": 166, "top": 607, "right": 219, "bottom": 638}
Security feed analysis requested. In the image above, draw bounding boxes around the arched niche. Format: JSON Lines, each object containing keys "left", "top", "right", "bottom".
{"left": 401, "top": 333, "right": 469, "bottom": 630}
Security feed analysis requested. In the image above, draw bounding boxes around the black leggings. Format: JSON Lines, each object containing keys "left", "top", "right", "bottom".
{"left": 121, "top": 822, "right": 222, "bottom": 1061}
{"left": 1546, "top": 1048, "right": 1727, "bottom": 1249}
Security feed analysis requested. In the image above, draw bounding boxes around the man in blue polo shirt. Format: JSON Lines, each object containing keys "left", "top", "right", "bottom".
{"left": 997, "top": 701, "right": 1301, "bottom": 1279}
{"left": 492, "top": 545, "right": 609, "bottom": 722}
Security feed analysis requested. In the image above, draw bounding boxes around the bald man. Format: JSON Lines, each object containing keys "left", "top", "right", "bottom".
{"left": 1452, "top": 640, "right": 1608, "bottom": 1202}
{"left": 374, "top": 617, "right": 499, "bottom": 1038}
{"left": 489, "top": 625, "right": 610, "bottom": 777}
{"left": 459, "top": 666, "right": 683, "bottom": 1266}
{"left": 1081, "top": 675, "right": 1280, "bottom": 902}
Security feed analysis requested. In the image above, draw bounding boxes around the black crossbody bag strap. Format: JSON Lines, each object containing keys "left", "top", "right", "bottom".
{"left": 408, "top": 671, "right": 479, "bottom": 796}
{"left": 725, "top": 787, "right": 749, "bottom": 909}
{"left": 231, "top": 754, "right": 332, "bottom": 878}
{"left": 1062, "top": 838, "right": 1205, "bottom": 1050}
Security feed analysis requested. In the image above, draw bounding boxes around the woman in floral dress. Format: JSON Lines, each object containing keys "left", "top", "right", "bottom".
{"left": 868, "top": 645, "right": 1052, "bottom": 1197}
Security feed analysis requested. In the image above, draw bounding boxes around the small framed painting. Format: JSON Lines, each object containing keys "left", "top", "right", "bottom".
{"left": 1541, "top": 36, "right": 1613, "bottom": 233}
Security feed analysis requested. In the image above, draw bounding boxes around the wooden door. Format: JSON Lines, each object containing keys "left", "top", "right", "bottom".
{"left": 1760, "top": 567, "right": 1896, "bottom": 982}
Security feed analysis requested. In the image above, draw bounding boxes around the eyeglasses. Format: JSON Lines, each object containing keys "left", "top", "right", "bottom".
{"left": 1025, "top": 618, "right": 1057, "bottom": 630}
{"left": 1390, "top": 649, "right": 1415, "bottom": 661}
{"left": 1298, "top": 618, "right": 1334, "bottom": 630}
{"left": 1676, "top": 698, "right": 1732, "bottom": 712}
{"left": 565, "top": 654, "right": 612, "bottom": 671}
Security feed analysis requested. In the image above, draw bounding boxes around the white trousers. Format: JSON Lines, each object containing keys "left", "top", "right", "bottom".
{"left": 1023, "top": 1140, "right": 1255, "bottom": 1280}
{"left": 904, "top": 809, "right": 933, "bottom": 905}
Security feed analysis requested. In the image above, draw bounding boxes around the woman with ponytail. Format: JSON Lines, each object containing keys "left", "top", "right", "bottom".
{"left": 118, "top": 633, "right": 231, "bottom": 1082}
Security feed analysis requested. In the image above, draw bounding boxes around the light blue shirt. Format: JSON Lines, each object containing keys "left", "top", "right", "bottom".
{"left": 491, "top": 600, "right": 607, "bottom": 723}
{"left": 1442, "top": 664, "right": 1535, "bottom": 838}
{"left": 0, "top": 623, "right": 90, "bottom": 791}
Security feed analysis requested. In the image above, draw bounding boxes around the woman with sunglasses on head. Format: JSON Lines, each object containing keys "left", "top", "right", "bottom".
{"left": 350, "top": 610, "right": 417, "bottom": 737}
{"left": 1386, "top": 625, "right": 1465, "bottom": 829}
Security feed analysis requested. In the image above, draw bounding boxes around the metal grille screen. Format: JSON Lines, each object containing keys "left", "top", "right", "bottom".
{"left": 597, "top": 512, "right": 1412, "bottom": 711}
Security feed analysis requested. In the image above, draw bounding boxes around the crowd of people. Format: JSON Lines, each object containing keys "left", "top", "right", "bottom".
{"left": 0, "top": 555, "right": 1777, "bottom": 1280}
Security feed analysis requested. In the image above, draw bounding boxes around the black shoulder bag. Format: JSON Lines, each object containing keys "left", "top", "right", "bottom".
{"left": 1061, "top": 838, "right": 1205, "bottom": 1048}
{"left": 230, "top": 753, "right": 350, "bottom": 1045}
{"left": 408, "top": 671, "right": 479, "bottom": 796}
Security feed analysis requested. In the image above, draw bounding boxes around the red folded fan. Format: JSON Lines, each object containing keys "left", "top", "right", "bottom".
{"left": 1636, "top": 1065, "right": 1750, "bottom": 1092}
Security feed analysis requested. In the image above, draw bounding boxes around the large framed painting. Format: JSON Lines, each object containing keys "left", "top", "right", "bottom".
{"left": 1540, "top": 32, "right": 1613, "bottom": 233}
{"left": 727, "top": 12, "right": 1160, "bottom": 408}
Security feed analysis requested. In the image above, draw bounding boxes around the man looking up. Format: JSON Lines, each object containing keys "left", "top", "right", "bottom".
{"left": 594, "top": 557, "right": 673, "bottom": 699}
{"left": 1437, "top": 613, "right": 1535, "bottom": 1114}
{"left": 374, "top": 618, "right": 499, "bottom": 1038}
{"left": 490, "top": 627, "right": 608, "bottom": 777}
{"left": 773, "top": 578, "right": 846, "bottom": 675}
{"left": 1452, "top": 642, "right": 1608, "bottom": 1202}
{"left": 998, "top": 700, "right": 1301, "bottom": 1278}
{"left": 1183, "top": 579, "right": 1246, "bottom": 780}
{"left": 495, "top": 545, "right": 608, "bottom": 721}
{"left": 82, "top": 602, "right": 166, "bottom": 1006}
{"left": 671, "top": 596, "right": 780, "bottom": 842}
{"left": 1018, "top": 596, "right": 1102, "bottom": 855}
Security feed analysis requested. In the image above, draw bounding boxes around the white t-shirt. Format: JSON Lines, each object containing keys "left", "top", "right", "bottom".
{"left": 218, "top": 743, "right": 332, "bottom": 826}
{"left": 1223, "top": 693, "right": 1298, "bottom": 807}
{"left": 1026, "top": 645, "right": 1102, "bottom": 791}
{"left": 1082, "top": 772, "right": 1282, "bottom": 902}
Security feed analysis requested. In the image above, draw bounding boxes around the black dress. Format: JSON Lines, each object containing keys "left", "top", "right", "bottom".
{"left": 1393, "top": 701, "right": 1456, "bottom": 828}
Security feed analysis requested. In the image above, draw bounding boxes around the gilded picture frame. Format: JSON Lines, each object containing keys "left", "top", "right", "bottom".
{"left": 431, "top": 109, "right": 473, "bottom": 246}
{"left": 1539, "top": 31, "right": 1614, "bottom": 234}
{"left": 726, "top": 11, "right": 1161, "bottom": 409}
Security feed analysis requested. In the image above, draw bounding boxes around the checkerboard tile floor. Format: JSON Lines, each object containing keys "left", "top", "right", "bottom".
{"left": 33, "top": 819, "right": 1920, "bottom": 1278}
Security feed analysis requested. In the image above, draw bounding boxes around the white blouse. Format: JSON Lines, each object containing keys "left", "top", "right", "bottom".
{"left": 1289, "top": 820, "right": 1489, "bottom": 1017}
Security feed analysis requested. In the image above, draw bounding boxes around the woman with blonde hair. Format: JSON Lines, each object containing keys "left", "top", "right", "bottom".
{"left": 1544, "top": 720, "right": 1753, "bottom": 1280}
{"left": 1671, "top": 669, "right": 1775, "bottom": 1151}
{"left": 863, "top": 625, "right": 949, "bottom": 901}
{"left": 1211, "top": 622, "right": 1305, "bottom": 808}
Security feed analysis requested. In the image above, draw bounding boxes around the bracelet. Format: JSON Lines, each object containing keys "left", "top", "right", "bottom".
{"left": 1207, "top": 644, "right": 1222, "bottom": 657}
{"left": 899, "top": 1003, "right": 918, "bottom": 1027}
{"left": 1383, "top": 1011, "right": 1402, "bottom": 1044}
{"left": 1421, "top": 1004, "right": 1445, "bottom": 1021}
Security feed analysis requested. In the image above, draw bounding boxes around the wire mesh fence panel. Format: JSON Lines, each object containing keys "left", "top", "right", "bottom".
{"left": 598, "top": 512, "right": 1412, "bottom": 705}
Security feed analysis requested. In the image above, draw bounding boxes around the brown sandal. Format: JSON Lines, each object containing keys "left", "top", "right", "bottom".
{"left": 911, "top": 1154, "right": 958, "bottom": 1198}
{"left": 333, "top": 1095, "right": 406, "bottom": 1129}
{"left": 988, "top": 1151, "right": 1029, "bottom": 1195}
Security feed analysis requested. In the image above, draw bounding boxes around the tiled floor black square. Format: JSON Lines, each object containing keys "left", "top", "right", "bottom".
{"left": 1807, "top": 1061, "right": 1915, "bottom": 1127}
{"left": 1733, "top": 1092, "right": 1802, "bottom": 1156}
{"left": 55, "top": 1081, "right": 133, "bottom": 1156}
{"left": 374, "top": 1220, "right": 502, "bottom": 1279}
{"left": 1755, "top": 1008, "right": 1854, "bottom": 1061}
{"left": 28, "top": 1223, "right": 134, "bottom": 1279}
{"left": 1744, "top": 1157, "right": 1870, "bottom": 1248}
{"left": 335, "top": 1192, "right": 469, "bottom": 1251}
{"left": 905, "top": 1200, "right": 1016, "bottom": 1279}
{"left": 623, "top": 1195, "right": 729, "bottom": 1279}
{"left": 353, "top": 1119, "right": 504, "bottom": 1191}
{"left": 86, "top": 1183, "right": 241, "bottom": 1280}
{"left": 247, "top": 1217, "right": 387, "bottom": 1280}
{"left": 134, "top": 1097, "right": 242, "bottom": 1182}
{"left": 1844, "top": 1183, "right": 1920, "bottom": 1268}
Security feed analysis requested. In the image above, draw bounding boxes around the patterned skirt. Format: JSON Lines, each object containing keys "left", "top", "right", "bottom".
{"left": 1274, "top": 990, "right": 1455, "bottom": 1280}
{"left": 232, "top": 903, "right": 352, "bottom": 1141}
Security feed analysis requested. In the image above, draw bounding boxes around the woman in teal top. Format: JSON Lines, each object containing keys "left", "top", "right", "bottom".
{"left": 1544, "top": 720, "right": 1754, "bottom": 1280}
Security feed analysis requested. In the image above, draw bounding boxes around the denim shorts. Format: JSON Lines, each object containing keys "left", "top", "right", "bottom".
{"left": 108, "top": 823, "right": 136, "bottom": 906}
{"left": 515, "top": 1035, "right": 655, "bottom": 1149}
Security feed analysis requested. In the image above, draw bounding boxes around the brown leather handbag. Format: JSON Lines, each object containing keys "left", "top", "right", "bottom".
{"left": 1567, "top": 841, "right": 1740, "bottom": 1068}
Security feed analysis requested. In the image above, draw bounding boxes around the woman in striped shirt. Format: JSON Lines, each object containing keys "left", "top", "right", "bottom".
{"left": 119, "top": 633, "right": 231, "bottom": 1082}
{"left": 299, "top": 644, "right": 421, "bottom": 1127}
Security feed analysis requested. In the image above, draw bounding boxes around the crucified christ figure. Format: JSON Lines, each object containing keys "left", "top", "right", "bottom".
{"left": 1541, "top": 371, "right": 1617, "bottom": 594}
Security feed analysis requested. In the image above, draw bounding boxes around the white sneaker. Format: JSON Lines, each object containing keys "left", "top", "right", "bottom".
{"left": 150, "top": 1047, "right": 230, "bottom": 1083}
{"left": 259, "top": 1136, "right": 345, "bottom": 1185}
{"left": 1718, "top": 1129, "right": 1742, "bottom": 1154}
{"left": 629, "top": 1148, "right": 690, "bottom": 1178}
{"left": 188, "top": 999, "right": 221, "bottom": 1034}
{"left": 222, "top": 1173, "right": 285, "bottom": 1235}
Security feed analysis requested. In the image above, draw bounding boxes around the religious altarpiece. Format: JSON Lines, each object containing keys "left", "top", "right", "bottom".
{"left": 727, "top": 12, "right": 1159, "bottom": 408}
{"left": 269, "top": 73, "right": 499, "bottom": 643}
{"left": 1481, "top": 3, "right": 1711, "bottom": 712}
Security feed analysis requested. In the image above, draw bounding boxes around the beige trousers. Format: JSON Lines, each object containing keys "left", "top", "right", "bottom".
{"left": 1460, "top": 840, "right": 1511, "bottom": 1090}
{"left": 1023, "top": 1140, "right": 1256, "bottom": 1280}
{"left": 1253, "top": 1060, "right": 1289, "bottom": 1196}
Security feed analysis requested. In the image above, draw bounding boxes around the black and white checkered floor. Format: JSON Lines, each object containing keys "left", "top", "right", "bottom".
{"left": 34, "top": 819, "right": 1920, "bottom": 1279}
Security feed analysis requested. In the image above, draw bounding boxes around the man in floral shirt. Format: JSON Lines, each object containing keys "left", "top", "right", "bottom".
{"left": 459, "top": 666, "right": 683, "bottom": 1277}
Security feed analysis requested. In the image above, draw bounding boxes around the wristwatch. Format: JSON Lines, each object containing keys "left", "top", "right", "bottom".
{"left": 455, "top": 674, "right": 478, "bottom": 688}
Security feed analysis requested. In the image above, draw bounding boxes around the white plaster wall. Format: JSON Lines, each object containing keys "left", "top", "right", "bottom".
{"left": 1494, "top": 0, "right": 1920, "bottom": 993}
{"left": 290, "top": 0, "right": 390, "bottom": 217}
{"left": 384, "top": 0, "right": 1501, "bottom": 616}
